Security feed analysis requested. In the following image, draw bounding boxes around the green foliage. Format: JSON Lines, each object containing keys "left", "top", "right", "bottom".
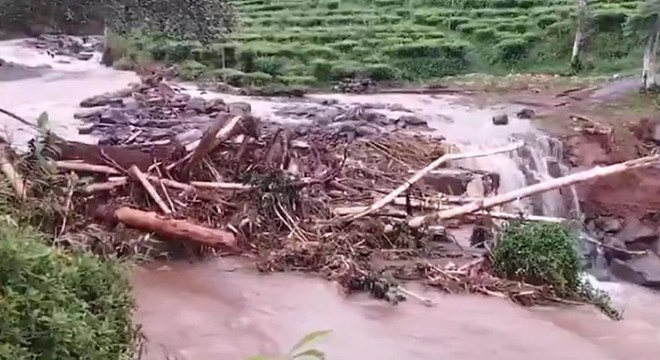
{"left": 247, "top": 330, "right": 331, "bottom": 360}
{"left": 178, "top": 60, "right": 208, "bottom": 80}
{"left": 0, "top": 0, "right": 236, "bottom": 42}
{"left": 493, "top": 221, "right": 622, "bottom": 320}
{"left": 493, "top": 222, "right": 580, "bottom": 296}
{"left": 105, "top": 0, "right": 647, "bottom": 86}
{"left": 0, "top": 218, "right": 140, "bottom": 359}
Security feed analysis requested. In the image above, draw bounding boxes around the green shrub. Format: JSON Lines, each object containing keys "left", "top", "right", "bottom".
{"left": 238, "top": 48, "right": 257, "bottom": 73}
{"left": 178, "top": 60, "right": 208, "bottom": 80}
{"left": 310, "top": 58, "right": 333, "bottom": 81}
{"left": 209, "top": 68, "right": 246, "bottom": 86}
{"left": 329, "top": 61, "right": 366, "bottom": 80}
{"left": 494, "top": 37, "right": 530, "bottom": 62}
{"left": 255, "top": 56, "right": 289, "bottom": 76}
{"left": 364, "top": 63, "right": 400, "bottom": 81}
{"left": 493, "top": 222, "right": 580, "bottom": 296}
{"left": 279, "top": 75, "right": 317, "bottom": 85}
{"left": 244, "top": 71, "right": 274, "bottom": 86}
{"left": 0, "top": 220, "right": 139, "bottom": 359}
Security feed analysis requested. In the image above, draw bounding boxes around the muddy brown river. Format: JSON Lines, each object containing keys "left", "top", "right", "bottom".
{"left": 3, "top": 39, "right": 660, "bottom": 360}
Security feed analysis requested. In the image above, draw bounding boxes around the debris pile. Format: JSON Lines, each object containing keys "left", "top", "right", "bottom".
{"left": 22, "top": 34, "right": 103, "bottom": 61}
{"left": 1, "top": 76, "right": 658, "bottom": 311}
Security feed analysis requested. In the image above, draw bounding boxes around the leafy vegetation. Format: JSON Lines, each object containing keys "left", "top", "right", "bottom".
{"left": 0, "top": 218, "right": 140, "bottom": 359}
{"left": 104, "top": 0, "right": 651, "bottom": 87}
{"left": 493, "top": 221, "right": 622, "bottom": 320}
{"left": 247, "top": 330, "right": 331, "bottom": 360}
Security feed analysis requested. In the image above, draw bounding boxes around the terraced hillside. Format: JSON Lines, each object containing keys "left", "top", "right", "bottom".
{"left": 117, "top": 0, "right": 645, "bottom": 86}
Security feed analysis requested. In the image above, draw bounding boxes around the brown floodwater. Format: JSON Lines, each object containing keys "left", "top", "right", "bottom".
{"left": 133, "top": 259, "right": 660, "bottom": 360}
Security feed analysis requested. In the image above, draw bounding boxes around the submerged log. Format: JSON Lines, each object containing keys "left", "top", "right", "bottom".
{"left": 95, "top": 205, "right": 237, "bottom": 251}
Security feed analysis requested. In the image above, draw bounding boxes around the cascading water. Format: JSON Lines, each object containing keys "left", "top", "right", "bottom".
{"left": 456, "top": 133, "right": 581, "bottom": 219}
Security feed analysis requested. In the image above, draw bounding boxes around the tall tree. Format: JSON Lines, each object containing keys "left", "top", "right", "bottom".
{"left": 627, "top": 0, "right": 660, "bottom": 89}
{"left": 571, "top": 0, "right": 590, "bottom": 71}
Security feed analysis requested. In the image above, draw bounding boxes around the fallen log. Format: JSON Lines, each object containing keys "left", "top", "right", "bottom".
{"left": 95, "top": 205, "right": 237, "bottom": 251}
{"left": 334, "top": 203, "right": 567, "bottom": 223}
{"left": 128, "top": 165, "right": 172, "bottom": 215}
{"left": 409, "top": 154, "right": 660, "bottom": 228}
{"left": 56, "top": 161, "right": 121, "bottom": 175}
{"left": 347, "top": 141, "right": 524, "bottom": 220}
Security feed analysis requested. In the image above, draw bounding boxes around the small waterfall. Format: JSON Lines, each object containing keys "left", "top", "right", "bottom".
{"left": 454, "top": 133, "right": 581, "bottom": 219}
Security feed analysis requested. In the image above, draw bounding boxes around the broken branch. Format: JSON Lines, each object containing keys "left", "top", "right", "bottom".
{"left": 128, "top": 165, "right": 172, "bottom": 215}
{"left": 409, "top": 154, "right": 660, "bottom": 227}
{"left": 347, "top": 141, "right": 524, "bottom": 220}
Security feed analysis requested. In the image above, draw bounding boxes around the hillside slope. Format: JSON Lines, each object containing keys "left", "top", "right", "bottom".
{"left": 115, "top": 0, "right": 645, "bottom": 86}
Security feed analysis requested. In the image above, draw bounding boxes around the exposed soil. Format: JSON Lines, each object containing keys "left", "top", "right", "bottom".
{"left": 458, "top": 76, "right": 660, "bottom": 220}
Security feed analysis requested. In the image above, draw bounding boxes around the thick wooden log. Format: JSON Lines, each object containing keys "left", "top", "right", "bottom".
{"left": 96, "top": 205, "right": 237, "bottom": 251}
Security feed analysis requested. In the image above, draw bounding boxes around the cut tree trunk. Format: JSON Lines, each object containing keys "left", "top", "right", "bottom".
{"left": 95, "top": 205, "right": 238, "bottom": 251}
{"left": 642, "top": 16, "right": 660, "bottom": 90}
{"left": 408, "top": 154, "right": 660, "bottom": 227}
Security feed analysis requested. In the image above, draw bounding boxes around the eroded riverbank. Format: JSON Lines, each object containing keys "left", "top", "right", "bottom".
{"left": 3, "top": 37, "right": 660, "bottom": 360}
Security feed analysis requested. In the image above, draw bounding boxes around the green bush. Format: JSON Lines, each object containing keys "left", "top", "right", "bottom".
{"left": 364, "top": 63, "right": 400, "bottom": 81}
{"left": 279, "top": 75, "right": 317, "bottom": 85}
{"left": 178, "top": 60, "right": 208, "bottom": 80}
{"left": 255, "top": 56, "right": 289, "bottom": 75}
{"left": 494, "top": 37, "right": 530, "bottom": 62}
{"left": 493, "top": 222, "right": 580, "bottom": 296}
{"left": 209, "top": 68, "right": 246, "bottom": 86}
{"left": 0, "top": 220, "right": 139, "bottom": 359}
{"left": 244, "top": 71, "right": 274, "bottom": 86}
{"left": 329, "top": 61, "right": 366, "bottom": 80}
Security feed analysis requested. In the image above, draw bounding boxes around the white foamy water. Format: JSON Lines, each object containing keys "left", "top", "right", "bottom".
{"left": 0, "top": 39, "right": 138, "bottom": 149}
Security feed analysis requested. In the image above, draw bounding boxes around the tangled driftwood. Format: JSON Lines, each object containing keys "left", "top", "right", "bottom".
{"left": 1, "top": 75, "right": 658, "bottom": 308}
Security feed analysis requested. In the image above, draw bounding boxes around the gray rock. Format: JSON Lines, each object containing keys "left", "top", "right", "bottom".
{"left": 76, "top": 52, "right": 94, "bottom": 61}
{"left": 615, "top": 217, "right": 658, "bottom": 245}
{"left": 355, "top": 125, "right": 381, "bottom": 137}
{"left": 78, "top": 123, "right": 96, "bottom": 135}
{"left": 228, "top": 102, "right": 251, "bottom": 115}
{"left": 100, "top": 108, "right": 129, "bottom": 124}
{"left": 80, "top": 94, "right": 123, "bottom": 108}
{"left": 516, "top": 108, "right": 536, "bottom": 119}
{"left": 545, "top": 159, "right": 563, "bottom": 178}
{"left": 653, "top": 124, "right": 660, "bottom": 144}
{"left": 595, "top": 217, "right": 624, "bottom": 234}
{"left": 122, "top": 97, "right": 140, "bottom": 110}
{"left": 492, "top": 114, "right": 509, "bottom": 125}
{"left": 610, "top": 254, "right": 660, "bottom": 287}
{"left": 73, "top": 106, "right": 107, "bottom": 119}
{"left": 602, "top": 236, "right": 630, "bottom": 261}
{"left": 185, "top": 97, "right": 208, "bottom": 114}
{"left": 397, "top": 115, "right": 428, "bottom": 127}
{"left": 420, "top": 168, "right": 499, "bottom": 196}
{"left": 206, "top": 98, "right": 226, "bottom": 112}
